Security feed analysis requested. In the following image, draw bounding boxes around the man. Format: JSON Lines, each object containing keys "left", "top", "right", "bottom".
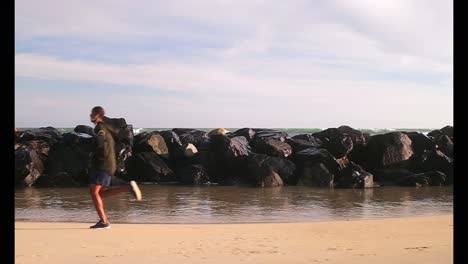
{"left": 89, "top": 106, "right": 142, "bottom": 229}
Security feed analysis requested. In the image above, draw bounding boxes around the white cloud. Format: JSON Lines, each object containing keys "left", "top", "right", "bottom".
{"left": 15, "top": 0, "right": 453, "bottom": 128}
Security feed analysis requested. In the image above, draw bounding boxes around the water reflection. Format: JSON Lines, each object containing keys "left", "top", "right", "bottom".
{"left": 15, "top": 185, "right": 453, "bottom": 224}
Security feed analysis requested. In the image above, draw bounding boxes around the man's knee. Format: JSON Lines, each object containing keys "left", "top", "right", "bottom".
{"left": 89, "top": 185, "right": 103, "bottom": 196}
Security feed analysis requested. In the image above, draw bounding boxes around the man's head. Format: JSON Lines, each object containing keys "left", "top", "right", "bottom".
{"left": 90, "top": 106, "right": 105, "bottom": 124}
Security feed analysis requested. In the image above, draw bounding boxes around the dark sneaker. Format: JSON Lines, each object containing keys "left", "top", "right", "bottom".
{"left": 130, "top": 181, "right": 142, "bottom": 201}
{"left": 90, "top": 220, "right": 111, "bottom": 229}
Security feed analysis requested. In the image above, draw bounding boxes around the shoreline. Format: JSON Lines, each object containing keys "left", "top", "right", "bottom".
{"left": 16, "top": 215, "right": 453, "bottom": 264}
{"left": 15, "top": 213, "right": 453, "bottom": 225}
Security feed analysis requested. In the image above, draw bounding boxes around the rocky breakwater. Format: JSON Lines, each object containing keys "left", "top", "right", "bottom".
{"left": 15, "top": 125, "right": 454, "bottom": 188}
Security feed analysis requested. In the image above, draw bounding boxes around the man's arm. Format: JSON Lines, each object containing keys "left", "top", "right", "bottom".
{"left": 95, "top": 127, "right": 107, "bottom": 157}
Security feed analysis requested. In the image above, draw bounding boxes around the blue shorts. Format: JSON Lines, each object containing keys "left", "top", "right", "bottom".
{"left": 89, "top": 170, "right": 112, "bottom": 187}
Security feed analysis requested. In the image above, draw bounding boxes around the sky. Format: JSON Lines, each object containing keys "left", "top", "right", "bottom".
{"left": 15, "top": 0, "right": 453, "bottom": 129}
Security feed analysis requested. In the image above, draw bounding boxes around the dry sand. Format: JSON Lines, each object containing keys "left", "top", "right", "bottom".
{"left": 15, "top": 215, "right": 452, "bottom": 264}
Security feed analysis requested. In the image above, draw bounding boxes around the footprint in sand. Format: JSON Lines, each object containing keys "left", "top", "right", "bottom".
{"left": 404, "top": 246, "right": 430, "bottom": 251}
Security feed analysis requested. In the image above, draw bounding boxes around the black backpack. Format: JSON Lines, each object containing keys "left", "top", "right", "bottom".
{"left": 102, "top": 117, "right": 134, "bottom": 146}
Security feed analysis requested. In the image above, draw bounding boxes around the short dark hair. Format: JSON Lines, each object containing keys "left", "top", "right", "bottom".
{"left": 91, "top": 106, "right": 105, "bottom": 116}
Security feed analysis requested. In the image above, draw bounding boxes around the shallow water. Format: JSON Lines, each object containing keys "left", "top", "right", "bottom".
{"left": 15, "top": 185, "right": 453, "bottom": 224}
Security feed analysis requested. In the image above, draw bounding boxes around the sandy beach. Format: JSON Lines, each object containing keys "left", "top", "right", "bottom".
{"left": 15, "top": 215, "right": 452, "bottom": 264}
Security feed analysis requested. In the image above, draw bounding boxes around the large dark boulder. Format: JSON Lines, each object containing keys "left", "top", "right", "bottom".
{"left": 440, "top": 125, "right": 453, "bottom": 139}
{"left": 229, "top": 128, "right": 256, "bottom": 142}
{"left": 253, "top": 138, "right": 292, "bottom": 158}
{"left": 176, "top": 164, "right": 210, "bottom": 185}
{"left": 207, "top": 135, "right": 251, "bottom": 185}
{"left": 436, "top": 135, "right": 453, "bottom": 158}
{"left": 372, "top": 168, "right": 414, "bottom": 184}
{"left": 252, "top": 129, "right": 289, "bottom": 142}
{"left": 397, "top": 171, "right": 447, "bottom": 187}
{"left": 133, "top": 131, "right": 169, "bottom": 158}
{"left": 364, "top": 132, "right": 414, "bottom": 170}
{"left": 74, "top": 125, "right": 95, "bottom": 136}
{"left": 412, "top": 149, "right": 453, "bottom": 184}
{"left": 21, "top": 140, "right": 50, "bottom": 163}
{"left": 297, "top": 162, "right": 334, "bottom": 187}
{"left": 15, "top": 127, "right": 62, "bottom": 145}
{"left": 125, "top": 152, "right": 175, "bottom": 182}
{"left": 312, "top": 128, "right": 354, "bottom": 159}
{"left": 291, "top": 134, "right": 323, "bottom": 147}
{"left": 37, "top": 143, "right": 91, "bottom": 187}
{"left": 335, "top": 161, "right": 374, "bottom": 188}
{"left": 292, "top": 148, "right": 338, "bottom": 171}
{"left": 286, "top": 138, "right": 322, "bottom": 153}
{"left": 61, "top": 132, "right": 95, "bottom": 152}
{"left": 159, "top": 130, "right": 185, "bottom": 159}
{"left": 337, "top": 125, "right": 367, "bottom": 145}
{"left": 247, "top": 154, "right": 295, "bottom": 187}
{"left": 209, "top": 135, "right": 250, "bottom": 161}
{"left": 348, "top": 143, "right": 368, "bottom": 167}
{"left": 15, "top": 146, "right": 44, "bottom": 187}
{"left": 403, "top": 132, "right": 436, "bottom": 156}
{"left": 173, "top": 129, "right": 211, "bottom": 151}
{"left": 428, "top": 125, "right": 453, "bottom": 142}
{"left": 195, "top": 151, "right": 224, "bottom": 184}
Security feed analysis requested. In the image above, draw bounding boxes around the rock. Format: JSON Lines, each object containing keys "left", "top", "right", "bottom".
{"left": 312, "top": 128, "right": 354, "bottom": 159}
{"left": 22, "top": 140, "right": 50, "bottom": 163}
{"left": 133, "top": 132, "right": 169, "bottom": 158}
{"left": 440, "top": 125, "right": 453, "bottom": 139}
{"left": 335, "top": 162, "right": 374, "bottom": 188}
{"left": 256, "top": 170, "right": 284, "bottom": 188}
{"left": 372, "top": 168, "right": 414, "bottom": 184}
{"left": 428, "top": 126, "right": 453, "bottom": 142}
{"left": 398, "top": 171, "right": 447, "bottom": 187}
{"left": 177, "top": 164, "right": 210, "bottom": 185}
{"left": 337, "top": 125, "right": 367, "bottom": 145}
{"left": 15, "top": 127, "right": 62, "bottom": 145}
{"left": 183, "top": 143, "right": 198, "bottom": 157}
{"left": 348, "top": 144, "right": 367, "bottom": 167}
{"left": 403, "top": 132, "right": 436, "bottom": 156}
{"left": 207, "top": 128, "right": 230, "bottom": 137}
{"left": 207, "top": 135, "right": 251, "bottom": 185}
{"left": 297, "top": 162, "right": 334, "bottom": 187}
{"left": 292, "top": 148, "right": 338, "bottom": 171}
{"left": 364, "top": 132, "right": 414, "bottom": 170}
{"left": 60, "top": 132, "right": 96, "bottom": 155}
{"left": 22, "top": 149, "right": 45, "bottom": 187}
{"left": 248, "top": 154, "right": 295, "bottom": 186}
{"left": 39, "top": 144, "right": 91, "bottom": 187}
{"left": 286, "top": 138, "right": 321, "bottom": 153}
{"left": 229, "top": 128, "right": 256, "bottom": 142}
{"left": 292, "top": 134, "right": 323, "bottom": 145}
{"left": 209, "top": 135, "right": 251, "bottom": 160}
{"left": 175, "top": 129, "right": 211, "bottom": 151}
{"left": 252, "top": 129, "right": 289, "bottom": 143}
{"left": 125, "top": 152, "right": 175, "bottom": 182}
{"left": 427, "top": 130, "right": 443, "bottom": 142}
{"left": 195, "top": 151, "right": 224, "bottom": 184}
{"left": 436, "top": 135, "right": 453, "bottom": 158}
{"left": 15, "top": 147, "right": 44, "bottom": 187}
{"left": 159, "top": 130, "right": 185, "bottom": 159}
{"left": 412, "top": 150, "right": 453, "bottom": 184}
{"left": 253, "top": 138, "right": 292, "bottom": 158}
{"left": 35, "top": 171, "right": 82, "bottom": 187}
{"left": 74, "top": 125, "right": 95, "bottom": 136}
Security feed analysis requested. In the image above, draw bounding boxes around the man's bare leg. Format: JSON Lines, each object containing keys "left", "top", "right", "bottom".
{"left": 100, "top": 186, "right": 131, "bottom": 198}
{"left": 89, "top": 184, "right": 108, "bottom": 224}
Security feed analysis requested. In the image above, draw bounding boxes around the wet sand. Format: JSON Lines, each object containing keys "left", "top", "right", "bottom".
{"left": 15, "top": 215, "right": 452, "bottom": 264}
